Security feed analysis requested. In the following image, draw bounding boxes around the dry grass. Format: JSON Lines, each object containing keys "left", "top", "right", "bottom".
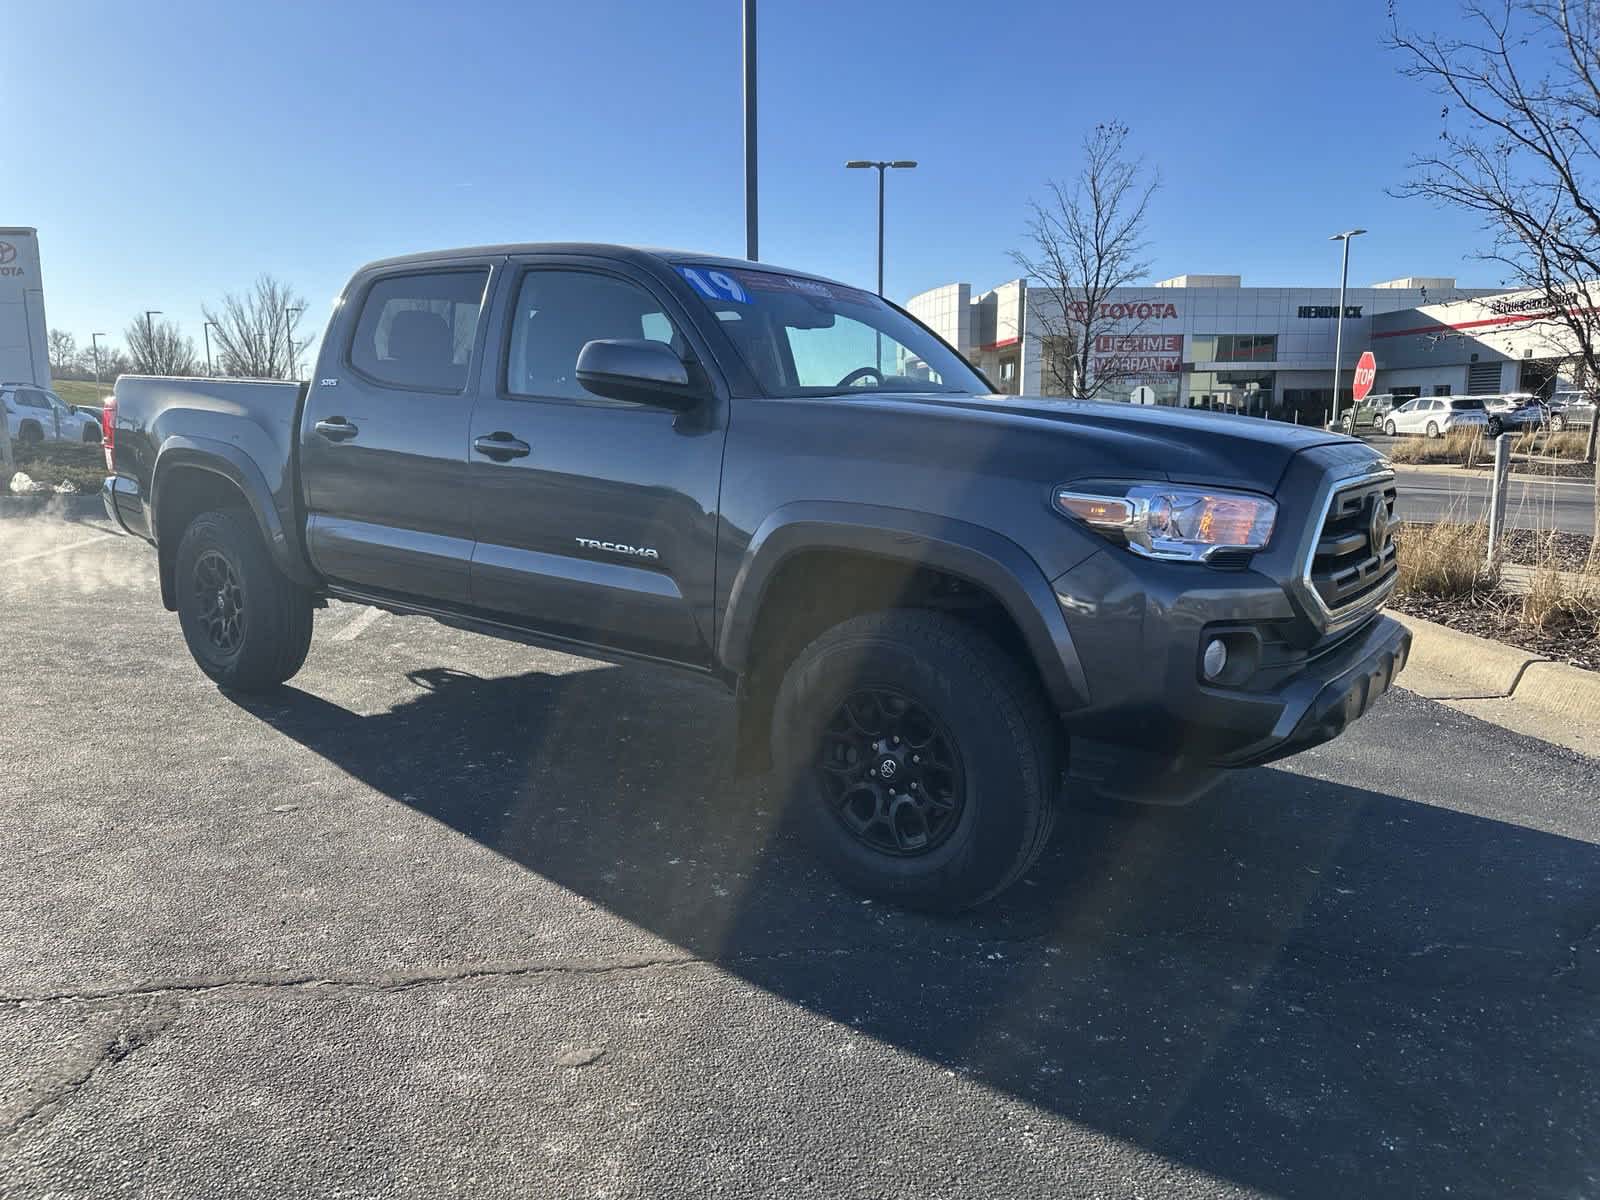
{"left": 1518, "top": 429, "right": 1592, "bottom": 459}
{"left": 1394, "top": 518, "right": 1498, "bottom": 599}
{"left": 1517, "top": 530, "right": 1600, "bottom": 632}
{"left": 1386, "top": 427, "right": 1488, "bottom": 466}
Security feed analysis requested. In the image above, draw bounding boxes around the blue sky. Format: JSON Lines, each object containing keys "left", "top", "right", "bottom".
{"left": 11, "top": 0, "right": 1494, "bottom": 366}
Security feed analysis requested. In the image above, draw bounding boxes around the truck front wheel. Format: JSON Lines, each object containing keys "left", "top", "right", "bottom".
{"left": 772, "top": 611, "right": 1058, "bottom": 911}
{"left": 174, "top": 509, "right": 313, "bottom": 692}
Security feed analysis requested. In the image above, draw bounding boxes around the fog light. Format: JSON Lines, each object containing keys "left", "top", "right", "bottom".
{"left": 1203, "top": 638, "right": 1229, "bottom": 681}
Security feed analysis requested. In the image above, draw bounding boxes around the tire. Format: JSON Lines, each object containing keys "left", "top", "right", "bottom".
{"left": 17, "top": 422, "right": 41, "bottom": 446}
{"left": 82, "top": 423, "right": 101, "bottom": 444}
{"left": 1384, "top": 420, "right": 1397, "bottom": 437}
{"left": 772, "top": 610, "right": 1058, "bottom": 912}
{"left": 1487, "top": 417, "right": 1504, "bottom": 438}
{"left": 1551, "top": 413, "right": 1567, "bottom": 432}
{"left": 174, "top": 508, "right": 313, "bottom": 692}
{"left": 1426, "top": 421, "right": 1441, "bottom": 438}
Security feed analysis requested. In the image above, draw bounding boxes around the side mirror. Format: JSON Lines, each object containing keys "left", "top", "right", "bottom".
{"left": 576, "top": 339, "right": 700, "bottom": 410}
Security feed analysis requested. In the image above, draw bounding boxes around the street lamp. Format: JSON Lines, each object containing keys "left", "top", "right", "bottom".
{"left": 203, "top": 321, "right": 219, "bottom": 377}
{"left": 284, "top": 306, "right": 304, "bottom": 379}
{"left": 91, "top": 333, "right": 108, "bottom": 385}
{"left": 743, "top": 0, "right": 758, "bottom": 261}
{"left": 1328, "top": 229, "right": 1367, "bottom": 425}
{"left": 845, "top": 160, "right": 918, "bottom": 296}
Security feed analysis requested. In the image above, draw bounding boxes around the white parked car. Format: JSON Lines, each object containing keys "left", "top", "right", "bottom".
{"left": 1, "top": 383, "right": 104, "bottom": 447}
{"left": 1382, "top": 395, "right": 1490, "bottom": 438}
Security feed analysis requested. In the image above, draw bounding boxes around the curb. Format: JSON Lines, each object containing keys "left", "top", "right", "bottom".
{"left": 1392, "top": 612, "right": 1600, "bottom": 758}
{"left": 1395, "top": 461, "right": 1595, "bottom": 485}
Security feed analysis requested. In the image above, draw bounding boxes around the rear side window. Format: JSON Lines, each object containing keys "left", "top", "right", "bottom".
{"left": 349, "top": 269, "right": 488, "bottom": 392}
{"left": 1450, "top": 398, "right": 1485, "bottom": 410}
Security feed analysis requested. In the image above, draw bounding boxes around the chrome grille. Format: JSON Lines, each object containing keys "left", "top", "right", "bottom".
{"left": 1303, "top": 473, "right": 1397, "bottom": 627}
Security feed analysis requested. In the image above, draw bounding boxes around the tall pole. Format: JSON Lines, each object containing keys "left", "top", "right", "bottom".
{"left": 203, "top": 322, "right": 216, "bottom": 377}
{"left": 91, "top": 333, "right": 106, "bottom": 385}
{"left": 143, "top": 311, "right": 162, "bottom": 373}
{"left": 285, "top": 306, "right": 303, "bottom": 379}
{"left": 743, "top": 0, "right": 758, "bottom": 261}
{"left": 1331, "top": 238, "right": 1350, "bottom": 423}
{"left": 876, "top": 165, "right": 886, "bottom": 296}
{"left": 1328, "top": 228, "right": 1365, "bottom": 426}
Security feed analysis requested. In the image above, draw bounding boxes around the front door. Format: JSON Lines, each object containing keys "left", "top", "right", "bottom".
{"left": 467, "top": 260, "right": 726, "bottom": 666}
{"left": 300, "top": 264, "right": 495, "bottom": 605}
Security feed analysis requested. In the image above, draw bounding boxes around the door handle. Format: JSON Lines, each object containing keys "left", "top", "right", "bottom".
{"left": 314, "top": 418, "right": 359, "bottom": 442}
{"left": 473, "top": 432, "right": 531, "bottom": 461}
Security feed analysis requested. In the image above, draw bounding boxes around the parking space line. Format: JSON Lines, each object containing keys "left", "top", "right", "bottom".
{"left": 0, "top": 532, "right": 118, "bottom": 569}
{"left": 330, "top": 605, "right": 386, "bottom": 642}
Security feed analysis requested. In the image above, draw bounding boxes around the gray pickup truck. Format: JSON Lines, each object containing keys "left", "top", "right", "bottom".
{"left": 102, "top": 243, "right": 1410, "bottom": 909}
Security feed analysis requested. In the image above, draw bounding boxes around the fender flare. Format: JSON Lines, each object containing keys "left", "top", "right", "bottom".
{"left": 151, "top": 436, "right": 318, "bottom": 589}
{"left": 719, "top": 501, "right": 1091, "bottom": 713}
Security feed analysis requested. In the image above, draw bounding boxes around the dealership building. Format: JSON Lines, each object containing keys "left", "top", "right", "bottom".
{"left": 905, "top": 273, "right": 1518, "bottom": 424}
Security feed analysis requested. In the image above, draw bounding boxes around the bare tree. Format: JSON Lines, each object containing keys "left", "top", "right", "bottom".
{"left": 1011, "top": 122, "right": 1160, "bottom": 397}
{"left": 203, "top": 275, "right": 307, "bottom": 379}
{"left": 47, "top": 328, "right": 78, "bottom": 375}
{"left": 125, "top": 315, "right": 198, "bottom": 376}
{"left": 1391, "top": 0, "right": 1600, "bottom": 482}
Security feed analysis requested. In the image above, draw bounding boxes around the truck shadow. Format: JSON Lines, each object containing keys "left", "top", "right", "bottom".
{"left": 231, "top": 663, "right": 1600, "bottom": 1200}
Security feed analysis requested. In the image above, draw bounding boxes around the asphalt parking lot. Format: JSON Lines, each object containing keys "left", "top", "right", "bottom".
{"left": 2, "top": 504, "right": 1598, "bottom": 1199}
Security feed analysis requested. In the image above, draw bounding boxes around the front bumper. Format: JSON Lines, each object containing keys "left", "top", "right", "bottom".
{"left": 1209, "top": 613, "right": 1409, "bottom": 766}
{"left": 1050, "top": 547, "right": 1410, "bottom": 769}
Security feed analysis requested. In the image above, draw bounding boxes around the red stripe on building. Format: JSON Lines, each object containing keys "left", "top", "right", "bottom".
{"left": 977, "top": 337, "right": 1020, "bottom": 351}
{"left": 1373, "top": 307, "right": 1600, "bottom": 339}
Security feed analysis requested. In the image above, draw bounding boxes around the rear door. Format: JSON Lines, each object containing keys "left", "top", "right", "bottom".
{"left": 300, "top": 263, "right": 497, "bottom": 605}
{"left": 465, "top": 257, "right": 727, "bottom": 666}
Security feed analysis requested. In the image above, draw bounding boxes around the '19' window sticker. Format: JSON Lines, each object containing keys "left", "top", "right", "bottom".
{"left": 677, "top": 267, "right": 750, "bottom": 304}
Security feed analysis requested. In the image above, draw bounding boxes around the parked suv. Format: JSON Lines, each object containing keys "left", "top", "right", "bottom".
{"left": 2, "top": 383, "right": 104, "bottom": 446}
{"left": 1340, "top": 394, "right": 1399, "bottom": 434}
{"left": 102, "top": 243, "right": 1410, "bottom": 910}
{"left": 1549, "top": 390, "right": 1596, "bottom": 431}
{"left": 1383, "top": 395, "right": 1489, "bottom": 438}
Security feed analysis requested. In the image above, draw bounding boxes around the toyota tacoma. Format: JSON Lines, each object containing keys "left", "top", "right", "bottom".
{"left": 101, "top": 244, "right": 1410, "bottom": 909}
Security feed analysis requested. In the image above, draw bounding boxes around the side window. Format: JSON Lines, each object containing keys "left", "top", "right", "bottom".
{"left": 348, "top": 269, "right": 488, "bottom": 393}
{"left": 19, "top": 389, "right": 46, "bottom": 409}
{"left": 505, "top": 270, "right": 683, "bottom": 401}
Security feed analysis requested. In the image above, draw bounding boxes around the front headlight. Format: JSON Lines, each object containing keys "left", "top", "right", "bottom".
{"left": 1053, "top": 482, "right": 1277, "bottom": 562}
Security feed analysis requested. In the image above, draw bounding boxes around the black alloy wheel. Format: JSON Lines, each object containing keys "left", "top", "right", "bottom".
{"left": 816, "top": 688, "right": 965, "bottom": 856}
{"left": 192, "top": 548, "right": 245, "bottom": 656}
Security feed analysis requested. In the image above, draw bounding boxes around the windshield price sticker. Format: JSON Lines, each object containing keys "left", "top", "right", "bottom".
{"left": 735, "top": 270, "right": 878, "bottom": 307}
{"left": 677, "top": 267, "right": 750, "bottom": 303}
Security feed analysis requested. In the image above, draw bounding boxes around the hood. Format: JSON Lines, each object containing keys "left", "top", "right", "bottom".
{"left": 850, "top": 392, "right": 1355, "bottom": 490}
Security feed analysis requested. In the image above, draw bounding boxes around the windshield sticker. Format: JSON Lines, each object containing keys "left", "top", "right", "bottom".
{"left": 732, "top": 269, "right": 878, "bottom": 307}
{"left": 676, "top": 267, "right": 750, "bottom": 304}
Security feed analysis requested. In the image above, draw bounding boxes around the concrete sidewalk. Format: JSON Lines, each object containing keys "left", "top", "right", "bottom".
{"left": 1394, "top": 612, "right": 1600, "bottom": 758}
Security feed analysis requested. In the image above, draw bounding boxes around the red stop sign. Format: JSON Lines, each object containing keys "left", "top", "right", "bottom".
{"left": 1352, "top": 351, "right": 1377, "bottom": 402}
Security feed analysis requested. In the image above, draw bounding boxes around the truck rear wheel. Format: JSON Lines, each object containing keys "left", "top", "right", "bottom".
{"left": 772, "top": 611, "right": 1058, "bottom": 911}
{"left": 175, "top": 509, "right": 313, "bottom": 692}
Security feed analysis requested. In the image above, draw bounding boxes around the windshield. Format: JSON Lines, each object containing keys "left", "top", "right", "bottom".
{"left": 674, "top": 265, "right": 989, "bottom": 397}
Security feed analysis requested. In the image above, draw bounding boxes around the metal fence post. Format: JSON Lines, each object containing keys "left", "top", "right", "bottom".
{"left": 1487, "top": 432, "right": 1512, "bottom": 565}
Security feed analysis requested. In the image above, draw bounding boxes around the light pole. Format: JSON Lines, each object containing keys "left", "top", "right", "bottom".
{"left": 845, "top": 160, "right": 918, "bottom": 296}
{"left": 1328, "top": 228, "right": 1366, "bottom": 425}
{"left": 203, "top": 321, "right": 218, "bottom": 377}
{"left": 284, "top": 306, "right": 304, "bottom": 379}
{"left": 743, "top": 0, "right": 758, "bottom": 260}
{"left": 91, "top": 333, "right": 108, "bottom": 385}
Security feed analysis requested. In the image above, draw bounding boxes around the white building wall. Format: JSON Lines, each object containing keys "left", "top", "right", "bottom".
{"left": 0, "top": 228, "right": 49, "bottom": 388}
{"left": 1374, "top": 364, "right": 1471, "bottom": 396}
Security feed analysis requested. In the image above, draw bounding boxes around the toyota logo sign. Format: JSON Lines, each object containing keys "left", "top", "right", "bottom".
{"left": 0, "top": 243, "right": 15, "bottom": 265}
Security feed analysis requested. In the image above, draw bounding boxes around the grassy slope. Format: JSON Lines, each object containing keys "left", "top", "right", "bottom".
{"left": 49, "top": 379, "right": 114, "bottom": 409}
